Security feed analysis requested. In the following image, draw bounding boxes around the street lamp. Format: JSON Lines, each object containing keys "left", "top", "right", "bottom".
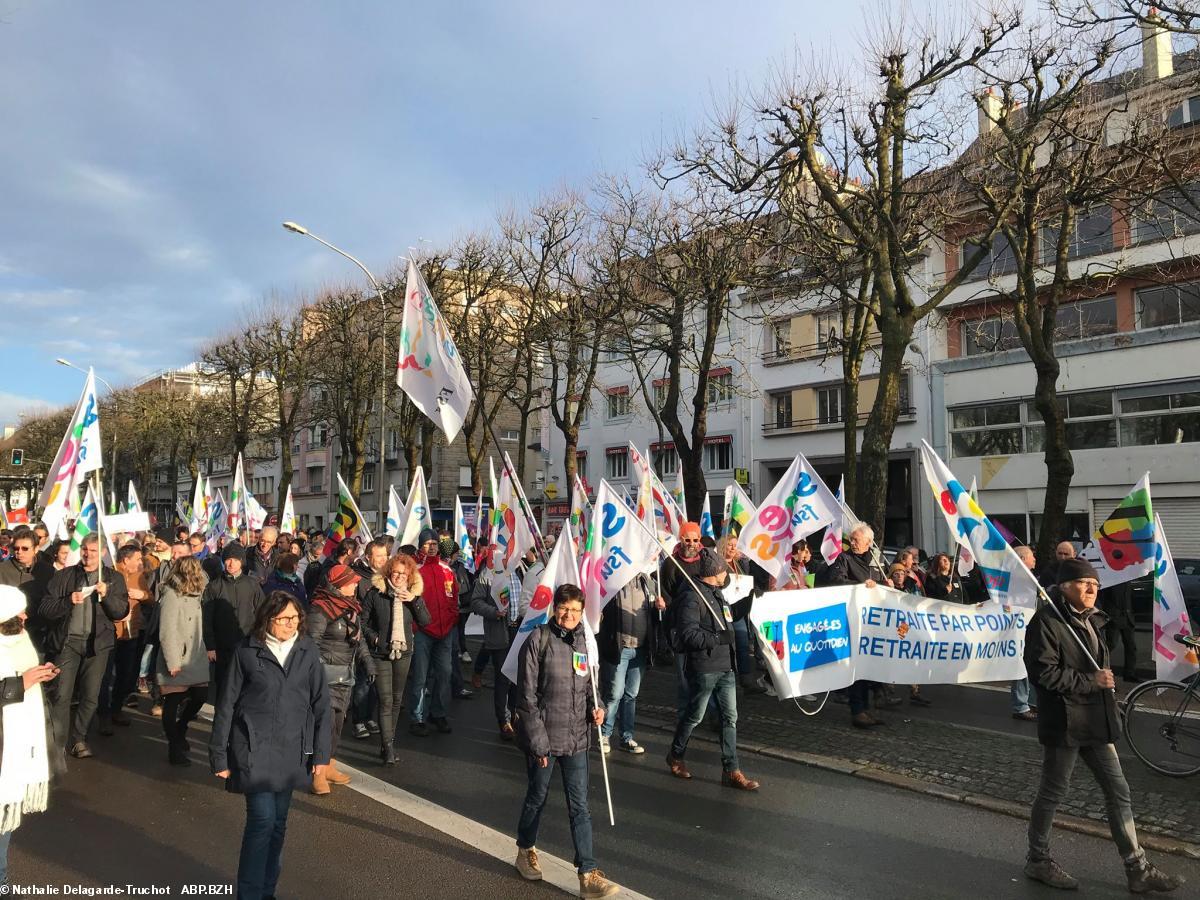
{"left": 282, "top": 221, "right": 390, "bottom": 530}
{"left": 56, "top": 358, "right": 119, "bottom": 505}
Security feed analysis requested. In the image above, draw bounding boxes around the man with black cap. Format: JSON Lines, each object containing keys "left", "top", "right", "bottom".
{"left": 664, "top": 548, "right": 759, "bottom": 791}
{"left": 407, "top": 528, "right": 459, "bottom": 735}
{"left": 202, "top": 542, "right": 266, "bottom": 702}
{"left": 1023, "top": 557, "right": 1182, "bottom": 894}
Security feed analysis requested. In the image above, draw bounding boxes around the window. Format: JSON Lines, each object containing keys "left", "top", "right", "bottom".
{"left": 1025, "top": 394, "right": 1117, "bottom": 452}
{"left": 653, "top": 381, "right": 669, "bottom": 412}
{"left": 1055, "top": 296, "right": 1118, "bottom": 342}
{"left": 652, "top": 447, "right": 678, "bottom": 476}
{"left": 606, "top": 389, "right": 631, "bottom": 420}
{"left": 962, "top": 316, "right": 1020, "bottom": 355}
{"left": 817, "top": 386, "right": 843, "bottom": 425}
{"left": 307, "top": 466, "right": 325, "bottom": 493}
{"left": 310, "top": 424, "right": 329, "bottom": 448}
{"left": 950, "top": 402, "right": 1024, "bottom": 457}
{"left": 770, "top": 319, "right": 792, "bottom": 358}
{"left": 1167, "top": 95, "right": 1200, "bottom": 129}
{"left": 605, "top": 448, "right": 629, "bottom": 480}
{"left": 1040, "top": 206, "right": 1113, "bottom": 261}
{"left": 387, "top": 428, "right": 399, "bottom": 458}
{"left": 1132, "top": 185, "right": 1200, "bottom": 243}
{"left": 459, "top": 466, "right": 473, "bottom": 488}
{"left": 1120, "top": 391, "right": 1200, "bottom": 446}
{"left": 707, "top": 371, "right": 734, "bottom": 407}
{"left": 961, "top": 234, "right": 1016, "bottom": 280}
{"left": 501, "top": 428, "right": 519, "bottom": 442}
{"left": 575, "top": 451, "right": 588, "bottom": 482}
{"left": 362, "top": 470, "right": 375, "bottom": 493}
{"left": 816, "top": 313, "right": 839, "bottom": 347}
{"left": 703, "top": 437, "right": 733, "bottom": 472}
{"left": 1136, "top": 282, "right": 1200, "bottom": 329}
{"left": 772, "top": 391, "right": 793, "bottom": 429}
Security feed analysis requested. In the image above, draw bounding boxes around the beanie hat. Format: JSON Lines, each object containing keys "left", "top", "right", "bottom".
{"left": 679, "top": 522, "right": 702, "bottom": 541}
{"left": 694, "top": 548, "right": 725, "bottom": 579}
{"left": 1056, "top": 557, "right": 1099, "bottom": 585}
{"left": 222, "top": 542, "right": 247, "bottom": 563}
{"left": 438, "top": 537, "right": 458, "bottom": 558}
{"left": 418, "top": 527, "right": 439, "bottom": 547}
{"left": 328, "top": 564, "right": 362, "bottom": 589}
{"left": 0, "top": 585, "right": 26, "bottom": 621}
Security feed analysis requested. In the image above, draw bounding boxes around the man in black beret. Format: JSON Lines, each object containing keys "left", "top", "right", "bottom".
{"left": 1022, "top": 557, "right": 1182, "bottom": 893}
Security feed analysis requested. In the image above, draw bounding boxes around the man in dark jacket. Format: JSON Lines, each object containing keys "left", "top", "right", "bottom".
{"left": 665, "top": 549, "right": 759, "bottom": 791}
{"left": 661, "top": 522, "right": 704, "bottom": 716}
{"left": 822, "top": 523, "right": 891, "bottom": 728}
{"left": 513, "top": 584, "right": 619, "bottom": 899}
{"left": 1023, "top": 558, "right": 1182, "bottom": 893}
{"left": 0, "top": 528, "right": 54, "bottom": 651}
{"left": 246, "top": 526, "right": 280, "bottom": 585}
{"left": 1098, "top": 582, "right": 1137, "bottom": 682}
{"left": 189, "top": 532, "right": 225, "bottom": 583}
{"left": 202, "top": 543, "right": 266, "bottom": 701}
{"left": 40, "top": 535, "right": 130, "bottom": 758}
{"left": 407, "top": 528, "right": 459, "bottom": 735}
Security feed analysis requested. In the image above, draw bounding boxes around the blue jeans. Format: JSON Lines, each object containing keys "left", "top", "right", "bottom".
{"left": 670, "top": 669, "right": 740, "bottom": 772}
{"left": 1011, "top": 677, "right": 1032, "bottom": 714}
{"left": 674, "top": 652, "right": 690, "bottom": 720}
{"left": 238, "top": 790, "right": 293, "bottom": 900}
{"left": 517, "top": 751, "right": 595, "bottom": 874}
{"left": 407, "top": 630, "right": 453, "bottom": 723}
{"left": 600, "top": 647, "right": 645, "bottom": 743}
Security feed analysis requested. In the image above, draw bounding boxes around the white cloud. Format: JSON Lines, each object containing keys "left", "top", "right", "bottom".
{"left": 0, "top": 390, "right": 54, "bottom": 430}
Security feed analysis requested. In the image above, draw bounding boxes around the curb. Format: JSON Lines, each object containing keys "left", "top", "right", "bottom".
{"left": 638, "top": 714, "right": 1200, "bottom": 862}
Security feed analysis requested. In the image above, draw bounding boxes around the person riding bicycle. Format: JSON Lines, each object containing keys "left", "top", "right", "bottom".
{"left": 1021, "top": 557, "right": 1183, "bottom": 894}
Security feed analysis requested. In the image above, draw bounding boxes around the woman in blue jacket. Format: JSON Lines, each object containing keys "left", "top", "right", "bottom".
{"left": 210, "top": 590, "right": 330, "bottom": 900}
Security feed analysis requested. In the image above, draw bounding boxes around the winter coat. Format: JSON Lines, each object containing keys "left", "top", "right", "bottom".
{"left": 39, "top": 565, "right": 130, "bottom": 658}
{"left": 202, "top": 573, "right": 266, "bottom": 656}
{"left": 674, "top": 580, "right": 736, "bottom": 676}
{"left": 209, "top": 634, "right": 331, "bottom": 794}
{"left": 820, "top": 549, "right": 887, "bottom": 587}
{"left": 515, "top": 621, "right": 595, "bottom": 758}
{"left": 451, "top": 560, "right": 475, "bottom": 613}
{"left": 156, "top": 585, "right": 209, "bottom": 688}
{"left": 306, "top": 592, "right": 374, "bottom": 709}
{"left": 1024, "top": 592, "right": 1122, "bottom": 748}
{"left": 470, "top": 580, "right": 514, "bottom": 653}
{"left": 415, "top": 554, "right": 459, "bottom": 640}
{"left": 360, "top": 567, "right": 422, "bottom": 660}
{"left": 246, "top": 546, "right": 279, "bottom": 585}
{"left": 597, "top": 575, "right": 656, "bottom": 666}
{"left": 0, "top": 671, "right": 66, "bottom": 784}
{"left": 659, "top": 550, "right": 703, "bottom": 605}
{"left": 263, "top": 572, "right": 308, "bottom": 610}
{"left": 1098, "top": 583, "right": 1135, "bottom": 630}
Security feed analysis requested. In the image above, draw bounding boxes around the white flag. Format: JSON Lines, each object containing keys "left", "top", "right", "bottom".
{"left": 385, "top": 484, "right": 405, "bottom": 539}
{"left": 127, "top": 481, "right": 142, "bottom": 515}
{"left": 229, "top": 453, "right": 247, "bottom": 535}
{"left": 699, "top": 493, "right": 714, "bottom": 540}
{"left": 579, "top": 480, "right": 661, "bottom": 634}
{"left": 396, "top": 259, "right": 474, "bottom": 442}
{"left": 454, "top": 496, "right": 472, "bottom": 563}
{"left": 737, "top": 455, "right": 841, "bottom": 584}
{"left": 188, "top": 474, "right": 206, "bottom": 534}
{"left": 280, "top": 484, "right": 297, "bottom": 534}
{"left": 39, "top": 368, "right": 103, "bottom": 537}
{"left": 1151, "top": 514, "right": 1199, "bottom": 683}
{"left": 501, "top": 526, "right": 582, "bottom": 684}
{"left": 399, "top": 466, "right": 433, "bottom": 547}
{"left": 820, "top": 476, "right": 845, "bottom": 566}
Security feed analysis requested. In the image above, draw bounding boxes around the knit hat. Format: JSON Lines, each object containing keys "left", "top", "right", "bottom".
{"left": 694, "top": 548, "right": 725, "bottom": 579}
{"left": 438, "top": 537, "right": 458, "bottom": 558}
{"left": 0, "top": 585, "right": 26, "bottom": 621}
{"left": 327, "top": 564, "right": 362, "bottom": 589}
{"left": 222, "top": 542, "right": 247, "bottom": 563}
{"left": 679, "top": 522, "right": 702, "bottom": 541}
{"left": 418, "top": 527, "right": 439, "bottom": 547}
{"left": 1056, "top": 557, "right": 1099, "bottom": 585}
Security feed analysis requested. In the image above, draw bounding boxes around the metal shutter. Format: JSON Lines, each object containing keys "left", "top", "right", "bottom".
{"left": 1092, "top": 496, "right": 1200, "bottom": 556}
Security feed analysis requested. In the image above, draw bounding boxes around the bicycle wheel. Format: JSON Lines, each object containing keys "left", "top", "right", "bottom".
{"left": 1124, "top": 679, "right": 1200, "bottom": 777}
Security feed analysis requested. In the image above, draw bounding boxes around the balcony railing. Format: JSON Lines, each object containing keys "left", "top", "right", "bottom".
{"left": 763, "top": 405, "right": 916, "bottom": 434}
{"left": 762, "top": 341, "right": 832, "bottom": 363}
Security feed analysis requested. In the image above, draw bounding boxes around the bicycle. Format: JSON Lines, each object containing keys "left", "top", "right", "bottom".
{"left": 1123, "top": 634, "right": 1200, "bottom": 777}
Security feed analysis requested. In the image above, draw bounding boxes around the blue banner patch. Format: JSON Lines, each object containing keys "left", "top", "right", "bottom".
{"left": 787, "top": 603, "right": 851, "bottom": 672}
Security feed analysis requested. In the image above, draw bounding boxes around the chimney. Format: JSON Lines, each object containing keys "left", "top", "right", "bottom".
{"left": 977, "top": 88, "right": 1002, "bottom": 136}
{"left": 1141, "top": 8, "right": 1174, "bottom": 81}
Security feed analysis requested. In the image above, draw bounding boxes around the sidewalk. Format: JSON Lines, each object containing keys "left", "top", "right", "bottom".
{"left": 631, "top": 667, "right": 1200, "bottom": 853}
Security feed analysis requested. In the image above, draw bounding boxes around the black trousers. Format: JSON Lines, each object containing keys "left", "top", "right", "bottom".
{"left": 1104, "top": 622, "right": 1138, "bottom": 678}
{"left": 102, "top": 636, "right": 144, "bottom": 715}
{"left": 373, "top": 655, "right": 411, "bottom": 747}
{"left": 161, "top": 686, "right": 207, "bottom": 746}
{"left": 51, "top": 639, "right": 111, "bottom": 747}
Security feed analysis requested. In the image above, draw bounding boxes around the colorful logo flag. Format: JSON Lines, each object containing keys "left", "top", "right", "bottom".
{"left": 396, "top": 259, "right": 474, "bottom": 442}
{"left": 920, "top": 441, "right": 1040, "bottom": 609}
{"left": 956, "top": 478, "right": 978, "bottom": 577}
{"left": 1079, "top": 474, "right": 1156, "bottom": 589}
{"left": 579, "top": 480, "right": 660, "bottom": 634}
{"left": 628, "top": 442, "right": 684, "bottom": 541}
{"left": 385, "top": 484, "right": 405, "bottom": 539}
{"left": 699, "top": 493, "right": 714, "bottom": 540}
{"left": 39, "top": 368, "right": 103, "bottom": 538}
{"left": 280, "top": 484, "right": 297, "bottom": 534}
{"left": 206, "top": 489, "right": 228, "bottom": 552}
{"left": 501, "top": 526, "right": 582, "bottom": 683}
{"left": 399, "top": 466, "right": 432, "bottom": 547}
{"left": 737, "top": 455, "right": 840, "bottom": 583}
{"left": 244, "top": 487, "right": 269, "bottom": 530}
{"left": 820, "top": 476, "right": 845, "bottom": 565}
{"left": 722, "top": 482, "right": 754, "bottom": 538}
{"left": 1151, "top": 513, "right": 1199, "bottom": 682}
{"left": 229, "top": 453, "right": 246, "bottom": 535}
{"left": 454, "top": 496, "right": 473, "bottom": 571}
{"left": 322, "top": 473, "right": 373, "bottom": 557}
{"left": 65, "top": 484, "right": 101, "bottom": 567}
{"left": 569, "top": 473, "right": 591, "bottom": 545}
{"left": 487, "top": 463, "right": 534, "bottom": 610}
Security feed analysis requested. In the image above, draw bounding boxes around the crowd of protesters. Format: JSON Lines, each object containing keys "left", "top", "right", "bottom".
{"left": 0, "top": 509, "right": 1184, "bottom": 897}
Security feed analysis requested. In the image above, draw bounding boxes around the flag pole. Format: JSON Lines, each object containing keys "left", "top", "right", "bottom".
{"left": 93, "top": 471, "right": 105, "bottom": 589}
{"left": 588, "top": 656, "right": 615, "bottom": 827}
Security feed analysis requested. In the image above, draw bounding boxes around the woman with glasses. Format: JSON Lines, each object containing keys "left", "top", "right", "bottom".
{"left": 210, "top": 590, "right": 330, "bottom": 900}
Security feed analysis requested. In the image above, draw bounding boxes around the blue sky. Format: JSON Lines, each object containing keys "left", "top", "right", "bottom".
{"left": 0, "top": 0, "right": 849, "bottom": 425}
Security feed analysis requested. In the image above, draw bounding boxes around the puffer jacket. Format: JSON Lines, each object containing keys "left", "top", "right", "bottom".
{"left": 415, "top": 553, "right": 458, "bottom": 640}
{"left": 1024, "top": 592, "right": 1122, "bottom": 748}
{"left": 674, "top": 580, "right": 736, "bottom": 676}
{"left": 515, "top": 621, "right": 595, "bottom": 758}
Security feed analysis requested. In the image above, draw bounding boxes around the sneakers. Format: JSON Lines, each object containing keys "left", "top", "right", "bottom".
{"left": 578, "top": 869, "right": 620, "bottom": 899}
{"left": 1127, "top": 861, "right": 1185, "bottom": 894}
{"left": 366, "top": 719, "right": 381, "bottom": 735}
{"left": 515, "top": 847, "right": 542, "bottom": 881}
{"left": 69, "top": 741, "right": 94, "bottom": 759}
{"left": 1012, "top": 709, "right": 1038, "bottom": 722}
{"left": 460, "top": 651, "right": 472, "bottom": 663}
{"left": 353, "top": 723, "right": 370, "bottom": 740}
{"left": 456, "top": 688, "right": 474, "bottom": 699}
{"left": 1023, "top": 858, "right": 1079, "bottom": 890}
{"left": 722, "top": 769, "right": 761, "bottom": 791}
{"left": 665, "top": 754, "right": 692, "bottom": 779}
{"left": 618, "top": 739, "right": 645, "bottom": 755}
{"left": 598, "top": 735, "right": 611, "bottom": 754}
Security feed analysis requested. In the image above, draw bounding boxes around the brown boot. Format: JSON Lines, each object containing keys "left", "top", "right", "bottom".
{"left": 326, "top": 759, "right": 351, "bottom": 785}
{"left": 722, "top": 769, "right": 760, "bottom": 791}
{"left": 311, "top": 769, "right": 331, "bottom": 796}
{"left": 665, "top": 754, "right": 691, "bottom": 780}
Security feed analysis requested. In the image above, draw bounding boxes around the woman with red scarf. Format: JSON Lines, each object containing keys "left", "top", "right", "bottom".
{"left": 306, "top": 564, "right": 374, "bottom": 795}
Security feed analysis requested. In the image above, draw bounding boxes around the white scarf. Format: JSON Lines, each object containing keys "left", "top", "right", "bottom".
{"left": 0, "top": 630, "right": 49, "bottom": 833}
{"left": 264, "top": 632, "right": 297, "bottom": 667}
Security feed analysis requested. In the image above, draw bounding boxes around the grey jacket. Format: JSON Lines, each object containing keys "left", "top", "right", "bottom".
{"left": 469, "top": 580, "right": 514, "bottom": 652}
{"left": 157, "top": 585, "right": 209, "bottom": 689}
{"left": 515, "top": 622, "right": 595, "bottom": 758}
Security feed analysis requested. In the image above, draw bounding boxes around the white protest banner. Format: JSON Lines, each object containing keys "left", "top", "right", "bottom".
{"left": 749, "top": 585, "right": 1028, "bottom": 698}
{"left": 103, "top": 511, "right": 151, "bottom": 534}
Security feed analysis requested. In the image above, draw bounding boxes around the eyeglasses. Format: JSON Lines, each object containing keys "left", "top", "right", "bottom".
{"left": 1073, "top": 580, "right": 1100, "bottom": 591}
{"left": 555, "top": 606, "right": 584, "bottom": 615}
{"left": 272, "top": 615, "right": 300, "bottom": 624}
{"left": 13, "top": 545, "right": 33, "bottom": 553}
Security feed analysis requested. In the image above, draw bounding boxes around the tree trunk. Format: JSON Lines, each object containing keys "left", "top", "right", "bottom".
{"left": 277, "top": 433, "right": 293, "bottom": 515}
{"left": 857, "top": 318, "right": 912, "bottom": 537}
{"left": 1033, "top": 360, "right": 1073, "bottom": 563}
{"left": 842, "top": 367, "right": 861, "bottom": 509}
